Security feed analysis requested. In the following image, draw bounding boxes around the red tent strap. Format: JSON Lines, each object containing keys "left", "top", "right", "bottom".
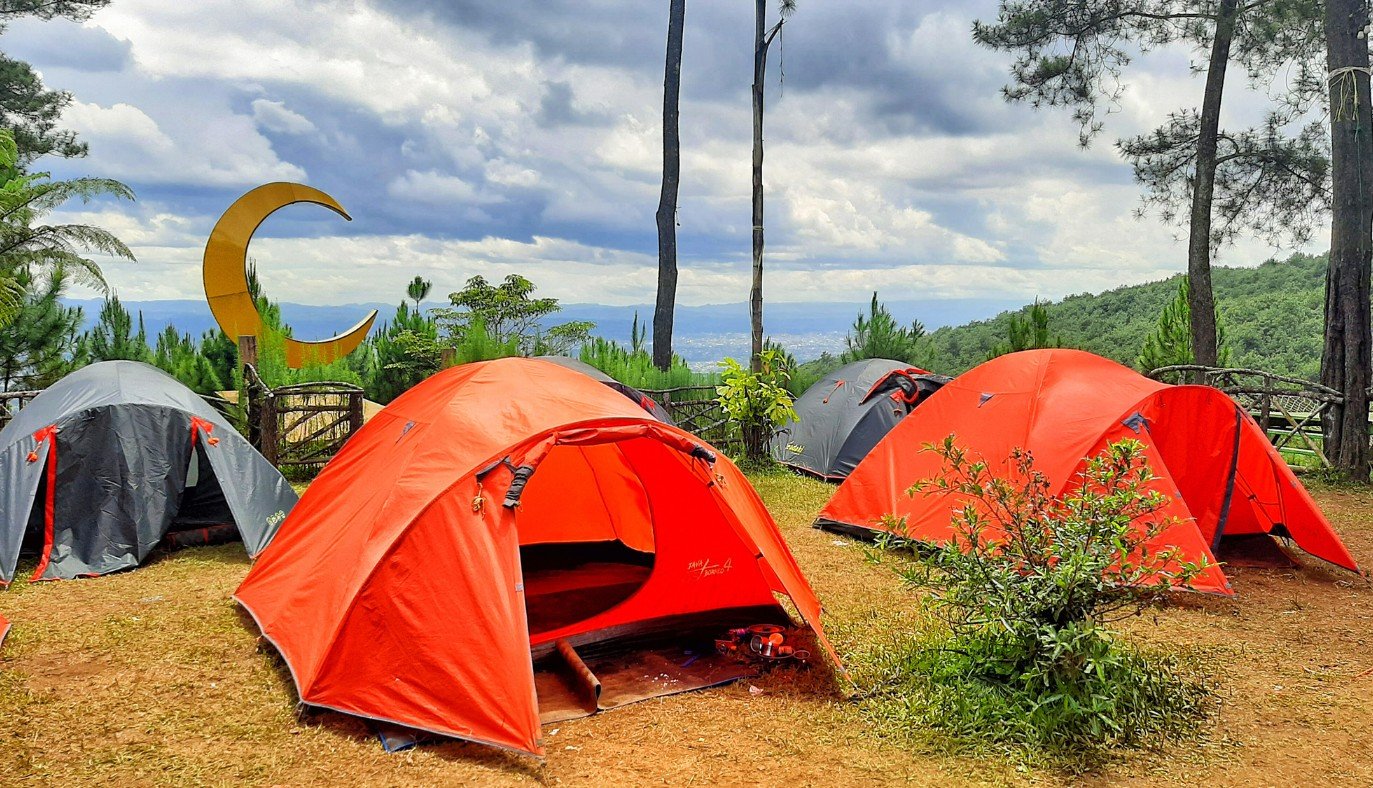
{"left": 29, "top": 425, "right": 58, "bottom": 582}
{"left": 190, "top": 416, "right": 220, "bottom": 447}
{"left": 821, "top": 379, "right": 845, "bottom": 405}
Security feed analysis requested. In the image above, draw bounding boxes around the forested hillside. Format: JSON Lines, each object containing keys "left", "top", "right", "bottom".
{"left": 925, "top": 253, "right": 1326, "bottom": 379}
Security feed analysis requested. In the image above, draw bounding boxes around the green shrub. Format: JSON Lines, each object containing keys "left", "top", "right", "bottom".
{"left": 867, "top": 437, "right": 1214, "bottom": 768}
{"left": 716, "top": 349, "right": 796, "bottom": 463}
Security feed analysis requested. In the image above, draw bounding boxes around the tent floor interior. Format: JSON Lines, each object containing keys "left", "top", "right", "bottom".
{"left": 533, "top": 640, "right": 757, "bottom": 725}
{"left": 1215, "top": 533, "right": 1300, "bottom": 568}
{"left": 530, "top": 606, "right": 794, "bottom": 725}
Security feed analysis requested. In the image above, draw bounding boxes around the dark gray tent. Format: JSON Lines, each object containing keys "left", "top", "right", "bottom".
{"left": 773, "top": 358, "right": 950, "bottom": 481}
{"left": 0, "top": 361, "right": 298, "bottom": 584}
{"left": 534, "top": 356, "right": 675, "bottom": 424}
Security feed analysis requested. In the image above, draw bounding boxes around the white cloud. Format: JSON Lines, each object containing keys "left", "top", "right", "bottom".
{"left": 385, "top": 170, "right": 504, "bottom": 205}
{"left": 251, "top": 99, "right": 317, "bottom": 135}
{"left": 62, "top": 100, "right": 305, "bottom": 186}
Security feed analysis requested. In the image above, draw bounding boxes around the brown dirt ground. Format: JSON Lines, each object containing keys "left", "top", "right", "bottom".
{"left": 2, "top": 474, "right": 1372, "bottom": 786}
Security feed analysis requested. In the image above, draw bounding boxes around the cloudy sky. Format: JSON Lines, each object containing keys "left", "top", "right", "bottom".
{"left": 7, "top": 0, "right": 1318, "bottom": 311}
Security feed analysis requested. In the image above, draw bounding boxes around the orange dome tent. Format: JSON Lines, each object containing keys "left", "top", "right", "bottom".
{"left": 236, "top": 358, "right": 835, "bottom": 757}
{"left": 817, "top": 349, "right": 1359, "bottom": 595}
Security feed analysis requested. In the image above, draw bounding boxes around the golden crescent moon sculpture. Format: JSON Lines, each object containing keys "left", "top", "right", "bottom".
{"left": 203, "top": 182, "right": 377, "bottom": 368}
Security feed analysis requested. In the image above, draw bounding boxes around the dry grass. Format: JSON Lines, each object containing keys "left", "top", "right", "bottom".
{"left": 2, "top": 473, "right": 1372, "bottom": 786}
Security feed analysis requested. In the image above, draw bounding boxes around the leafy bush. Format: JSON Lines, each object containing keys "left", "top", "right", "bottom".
{"left": 716, "top": 348, "right": 796, "bottom": 463}
{"left": 867, "top": 437, "right": 1213, "bottom": 767}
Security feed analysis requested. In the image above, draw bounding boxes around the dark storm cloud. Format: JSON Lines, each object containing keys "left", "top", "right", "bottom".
{"left": 373, "top": 0, "right": 1013, "bottom": 136}
{"left": 371, "top": 1, "right": 667, "bottom": 70}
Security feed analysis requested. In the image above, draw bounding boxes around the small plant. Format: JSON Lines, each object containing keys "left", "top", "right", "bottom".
{"left": 867, "top": 436, "right": 1214, "bottom": 768}
{"left": 716, "top": 348, "right": 796, "bottom": 463}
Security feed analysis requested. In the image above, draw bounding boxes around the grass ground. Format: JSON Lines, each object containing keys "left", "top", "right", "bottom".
{"left": 2, "top": 474, "right": 1372, "bottom": 786}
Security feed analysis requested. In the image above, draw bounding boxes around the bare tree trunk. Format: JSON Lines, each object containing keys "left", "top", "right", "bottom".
{"left": 653, "top": 0, "right": 686, "bottom": 372}
{"left": 1321, "top": 0, "right": 1373, "bottom": 482}
{"left": 750, "top": 0, "right": 767, "bottom": 375}
{"left": 1185, "top": 0, "right": 1239, "bottom": 373}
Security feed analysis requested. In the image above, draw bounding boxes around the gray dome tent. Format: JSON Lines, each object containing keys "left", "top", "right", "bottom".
{"left": 534, "top": 355, "right": 675, "bottom": 424}
{"left": 0, "top": 361, "right": 297, "bottom": 584}
{"left": 773, "top": 358, "right": 950, "bottom": 481}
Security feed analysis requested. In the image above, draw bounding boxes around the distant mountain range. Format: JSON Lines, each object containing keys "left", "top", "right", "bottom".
{"left": 66, "top": 296, "right": 1024, "bottom": 367}
{"left": 66, "top": 253, "right": 1326, "bottom": 375}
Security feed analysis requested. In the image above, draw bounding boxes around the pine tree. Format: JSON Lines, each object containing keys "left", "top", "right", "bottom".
{"left": 152, "top": 324, "right": 223, "bottom": 395}
{"left": 0, "top": 266, "right": 82, "bottom": 391}
{"left": 199, "top": 330, "right": 237, "bottom": 389}
{"left": 989, "top": 301, "right": 1062, "bottom": 360}
{"left": 85, "top": 294, "right": 153, "bottom": 362}
{"left": 1139, "top": 279, "right": 1231, "bottom": 374}
{"left": 366, "top": 300, "right": 438, "bottom": 403}
{"left": 842, "top": 292, "right": 929, "bottom": 366}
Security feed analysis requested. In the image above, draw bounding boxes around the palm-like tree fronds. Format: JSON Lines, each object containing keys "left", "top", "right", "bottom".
{"left": 0, "top": 274, "right": 23, "bottom": 328}
{"left": 0, "top": 128, "right": 135, "bottom": 298}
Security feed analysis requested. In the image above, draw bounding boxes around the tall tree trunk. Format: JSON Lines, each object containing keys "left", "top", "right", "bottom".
{"left": 750, "top": 0, "right": 767, "bottom": 375}
{"left": 653, "top": 0, "right": 686, "bottom": 372}
{"left": 1185, "top": 0, "right": 1239, "bottom": 373}
{"left": 1321, "top": 0, "right": 1373, "bottom": 481}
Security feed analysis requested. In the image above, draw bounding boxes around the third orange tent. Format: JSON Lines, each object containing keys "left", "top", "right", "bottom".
{"left": 817, "top": 349, "right": 1359, "bottom": 595}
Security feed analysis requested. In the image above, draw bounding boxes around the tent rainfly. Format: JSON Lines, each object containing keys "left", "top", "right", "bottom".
{"left": 817, "top": 349, "right": 1359, "bottom": 595}
{"left": 235, "top": 357, "right": 835, "bottom": 757}
{"left": 0, "top": 361, "right": 297, "bottom": 584}
{"left": 774, "top": 358, "right": 949, "bottom": 481}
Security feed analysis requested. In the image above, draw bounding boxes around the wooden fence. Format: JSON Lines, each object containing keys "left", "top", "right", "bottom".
{"left": 0, "top": 390, "right": 40, "bottom": 431}
{"left": 641, "top": 384, "right": 744, "bottom": 454}
{"left": 241, "top": 366, "right": 365, "bottom": 474}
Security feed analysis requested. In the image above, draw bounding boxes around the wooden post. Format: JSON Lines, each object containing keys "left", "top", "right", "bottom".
{"left": 348, "top": 391, "right": 364, "bottom": 440}
{"left": 237, "top": 335, "right": 258, "bottom": 370}
{"left": 260, "top": 393, "right": 279, "bottom": 466}
{"left": 440, "top": 347, "right": 456, "bottom": 368}
{"left": 1259, "top": 373, "right": 1272, "bottom": 436}
{"left": 238, "top": 335, "right": 263, "bottom": 451}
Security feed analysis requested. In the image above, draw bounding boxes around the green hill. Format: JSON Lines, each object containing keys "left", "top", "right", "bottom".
{"left": 925, "top": 252, "right": 1327, "bottom": 380}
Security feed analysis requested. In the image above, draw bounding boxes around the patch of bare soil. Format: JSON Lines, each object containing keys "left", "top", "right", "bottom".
{"left": 1, "top": 475, "right": 1370, "bottom": 786}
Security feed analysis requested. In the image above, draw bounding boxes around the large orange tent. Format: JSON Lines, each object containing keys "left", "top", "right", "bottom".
{"left": 817, "top": 349, "right": 1359, "bottom": 595}
{"left": 236, "top": 357, "right": 835, "bottom": 757}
